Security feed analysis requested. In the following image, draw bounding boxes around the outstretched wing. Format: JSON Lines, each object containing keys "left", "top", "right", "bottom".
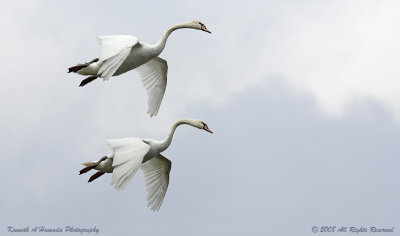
{"left": 135, "top": 57, "right": 168, "bottom": 117}
{"left": 96, "top": 35, "right": 139, "bottom": 80}
{"left": 106, "top": 138, "right": 150, "bottom": 190}
{"left": 141, "top": 154, "right": 172, "bottom": 211}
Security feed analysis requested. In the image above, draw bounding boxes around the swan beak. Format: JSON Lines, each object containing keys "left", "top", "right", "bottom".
{"left": 203, "top": 124, "right": 213, "bottom": 134}
{"left": 201, "top": 26, "right": 211, "bottom": 34}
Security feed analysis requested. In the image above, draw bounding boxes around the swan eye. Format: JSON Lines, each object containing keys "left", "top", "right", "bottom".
{"left": 201, "top": 122, "right": 213, "bottom": 134}
{"left": 198, "top": 22, "right": 211, "bottom": 33}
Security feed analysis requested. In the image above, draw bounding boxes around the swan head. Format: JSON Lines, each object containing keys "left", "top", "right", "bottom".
{"left": 191, "top": 119, "right": 213, "bottom": 134}
{"left": 191, "top": 20, "right": 211, "bottom": 34}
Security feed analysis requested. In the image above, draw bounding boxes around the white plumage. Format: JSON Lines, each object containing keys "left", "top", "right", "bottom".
{"left": 97, "top": 35, "right": 138, "bottom": 80}
{"left": 107, "top": 138, "right": 150, "bottom": 190}
{"left": 141, "top": 155, "right": 171, "bottom": 211}
{"left": 69, "top": 21, "right": 211, "bottom": 117}
{"left": 136, "top": 57, "right": 168, "bottom": 117}
{"left": 79, "top": 119, "right": 213, "bottom": 211}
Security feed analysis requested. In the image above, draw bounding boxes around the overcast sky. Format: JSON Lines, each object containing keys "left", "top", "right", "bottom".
{"left": 1, "top": 1, "right": 399, "bottom": 235}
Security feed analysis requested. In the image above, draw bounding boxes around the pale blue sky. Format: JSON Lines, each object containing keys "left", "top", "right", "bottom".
{"left": 1, "top": 1, "right": 399, "bottom": 235}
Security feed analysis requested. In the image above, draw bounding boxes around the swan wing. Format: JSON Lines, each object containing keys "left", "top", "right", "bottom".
{"left": 141, "top": 154, "right": 171, "bottom": 211}
{"left": 96, "top": 35, "right": 139, "bottom": 80}
{"left": 135, "top": 57, "right": 168, "bottom": 117}
{"left": 106, "top": 138, "right": 150, "bottom": 190}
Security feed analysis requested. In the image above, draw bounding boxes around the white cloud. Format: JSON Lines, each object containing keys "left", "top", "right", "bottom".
{"left": 2, "top": 1, "right": 398, "bottom": 128}
{"left": 0, "top": 2, "right": 399, "bottom": 235}
{"left": 164, "top": 1, "right": 400, "bottom": 122}
{"left": 265, "top": 1, "right": 400, "bottom": 119}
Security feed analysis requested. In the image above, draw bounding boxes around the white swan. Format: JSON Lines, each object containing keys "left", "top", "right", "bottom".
{"left": 79, "top": 118, "right": 213, "bottom": 211}
{"left": 68, "top": 21, "right": 211, "bottom": 117}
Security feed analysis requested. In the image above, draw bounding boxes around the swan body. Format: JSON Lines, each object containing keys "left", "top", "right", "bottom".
{"left": 69, "top": 21, "right": 211, "bottom": 117}
{"left": 79, "top": 118, "right": 213, "bottom": 211}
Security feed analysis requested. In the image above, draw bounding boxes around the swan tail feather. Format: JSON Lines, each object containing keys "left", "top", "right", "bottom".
{"left": 68, "top": 58, "right": 99, "bottom": 73}
{"left": 79, "top": 156, "right": 107, "bottom": 175}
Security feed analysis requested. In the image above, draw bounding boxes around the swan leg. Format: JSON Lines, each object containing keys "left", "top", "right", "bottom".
{"left": 68, "top": 58, "right": 99, "bottom": 73}
{"left": 79, "top": 156, "right": 107, "bottom": 175}
{"left": 88, "top": 171, "right": 105, "bottom": 182}
{"left": 79, "top": 76, "right": 98, "bottom": 87}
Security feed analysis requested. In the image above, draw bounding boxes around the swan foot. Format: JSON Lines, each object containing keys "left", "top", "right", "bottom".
{"left": 79, "top": 76, "right": 98, "bottom": 87}
{"left": 68, "top": 58, "right": 99, "bottom": 73}
{"left": 88, "top": 171, "right": 105, "bottom": 182}
{"left": 79, "top": 156, "right": 107, "bottom": 175}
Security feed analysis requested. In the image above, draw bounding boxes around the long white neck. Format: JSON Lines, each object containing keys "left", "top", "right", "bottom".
{"left": 158, "top": 119, "right": 194, "bottom": 152}
{"left": 153, "top": 22, "right": 193, "bottom": 55}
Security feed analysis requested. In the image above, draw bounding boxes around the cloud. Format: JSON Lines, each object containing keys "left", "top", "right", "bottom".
{"left": 264, "top": 1, "right": 400, "bottom": 120}
{"left": 0, "top": 1, "right": 399, "bottom": 235}
{"left": 2, "top": 78, "right": 399, "bottom": 235}
{"left": 158, "top": 1, "right": 400, "bottom": 122}
{"left": 1, "top": 1, "right": 398, "bottom": 127}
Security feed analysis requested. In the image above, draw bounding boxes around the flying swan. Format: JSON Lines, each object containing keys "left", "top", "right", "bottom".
{"left": 79, "top": 119, "right": 213, "bottom": 211}
{"left": 68, "top": 21, "right": 211, "bottom": 117}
